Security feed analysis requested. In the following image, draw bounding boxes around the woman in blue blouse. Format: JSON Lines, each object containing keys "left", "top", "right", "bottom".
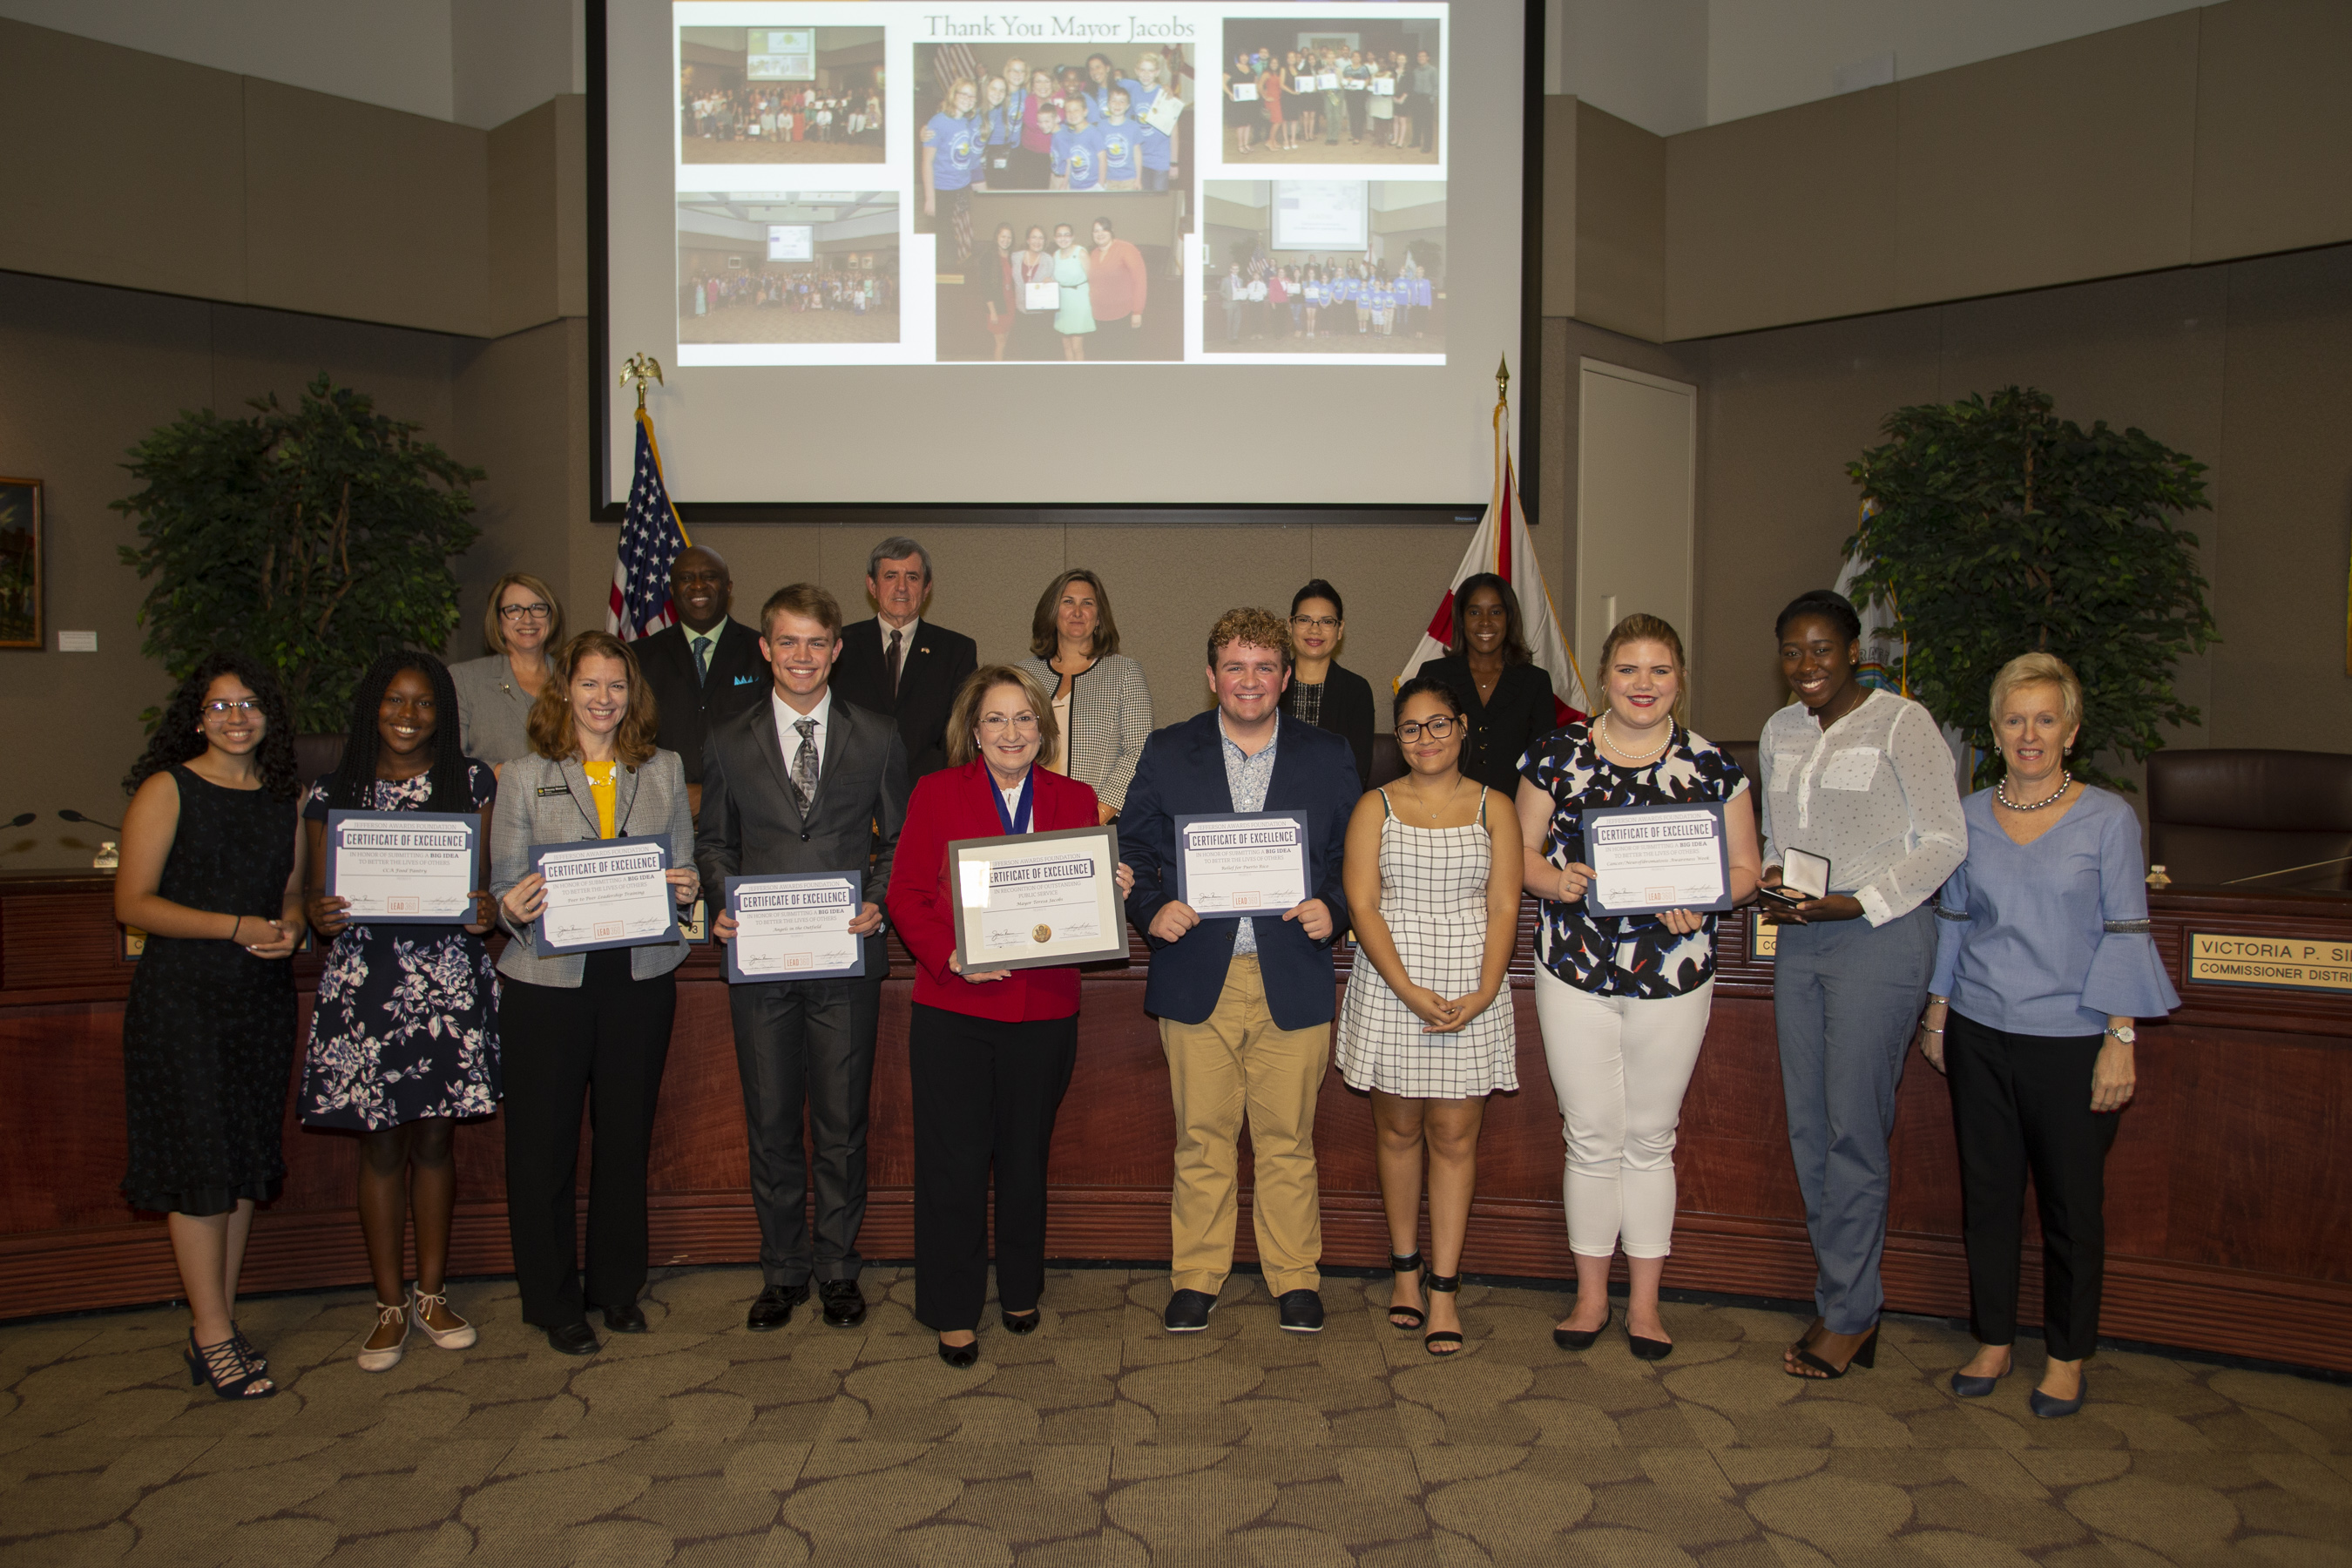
{"left": 1918, "top": 652, "right": 2177, "bottom": 1418}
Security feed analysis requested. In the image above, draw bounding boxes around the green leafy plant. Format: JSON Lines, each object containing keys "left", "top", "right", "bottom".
{"left": 115, "top": 374, "right": 483, "bottom": 732}
{"left": 1845, "top": 385, "right": 2216, "bottom": 791}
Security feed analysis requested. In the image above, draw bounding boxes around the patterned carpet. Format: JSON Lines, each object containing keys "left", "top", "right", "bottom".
{"left": 3, "top": 1264, "right": 2348, "bottom": 1565}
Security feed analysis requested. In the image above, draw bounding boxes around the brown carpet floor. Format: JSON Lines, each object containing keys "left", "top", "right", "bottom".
{"left": 3, "top": 1265, "right": 2348, "bottom": 1565}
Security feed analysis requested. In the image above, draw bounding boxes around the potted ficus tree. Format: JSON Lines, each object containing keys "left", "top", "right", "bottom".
{"left": 1844, "top": 385, "right": 2217, "bottom": 790}
{"left": 115, "top": 374, "right": 483, "bottom": 738}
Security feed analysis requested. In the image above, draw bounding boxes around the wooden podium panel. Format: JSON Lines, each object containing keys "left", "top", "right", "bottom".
{"left": 3, "top": 873, "right": 2346, "bottom": 1371}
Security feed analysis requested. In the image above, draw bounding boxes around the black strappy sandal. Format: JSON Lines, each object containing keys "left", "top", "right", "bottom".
{"left": 186, "top": 1328, "right": 274, "bottom": 1400}
{"left": 1787, "top": 1325, "right": 1879, "bottom": 1381}
{"left": 1423, "top": 1272, "right": 1463, "bottom": 1356}
{"left": 1386, "top": 1251, "right": 1427, "bottom": 1331}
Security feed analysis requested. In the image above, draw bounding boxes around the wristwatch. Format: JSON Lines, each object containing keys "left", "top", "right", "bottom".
{"left": 2105, "top": 1024, "right": 2136, "bottom": 1044}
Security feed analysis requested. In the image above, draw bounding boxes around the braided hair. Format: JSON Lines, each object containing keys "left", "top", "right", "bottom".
{"left": 323, "top": 652, "right": 472, "bottom": 813}
{"left": 124, "top": 652, "right": 299, "bottom": 799}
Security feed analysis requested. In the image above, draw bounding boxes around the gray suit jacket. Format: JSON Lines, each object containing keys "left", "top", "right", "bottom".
{"left": 694, "top": 693, "right": 911, "bottom": 977}
{"left": 490, "top": 749, "right": 696, "bottom": 986}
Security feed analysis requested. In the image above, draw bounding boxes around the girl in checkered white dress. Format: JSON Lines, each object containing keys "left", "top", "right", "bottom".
{"left": 1335, "top": 676, "right": 1525, "bottom": 1355}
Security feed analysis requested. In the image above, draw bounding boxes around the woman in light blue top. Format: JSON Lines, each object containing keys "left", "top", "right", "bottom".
{"left": 1918, "top": 652, "right": 2177, "bottom": 1419}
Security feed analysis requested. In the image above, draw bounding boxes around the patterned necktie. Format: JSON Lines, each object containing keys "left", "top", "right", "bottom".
{"left": 885, "top": 628, "right": 903, "bottom": 693}
{"left": 693, "top": 632, "right": 713, "bottom": 685}
{"left": 790, "top": 718, "right": 819, "bottom": 812}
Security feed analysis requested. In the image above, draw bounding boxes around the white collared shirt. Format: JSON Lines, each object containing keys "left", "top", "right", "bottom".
{"left": 878, "top": 614, "right": 921, "bottom": 687}
{"left": 773, "top": 686, "right": 835, "bottom": 785}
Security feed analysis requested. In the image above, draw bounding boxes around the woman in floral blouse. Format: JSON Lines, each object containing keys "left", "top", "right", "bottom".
{"left": 301, "top": 652, "right": 499, "bottom": 1372}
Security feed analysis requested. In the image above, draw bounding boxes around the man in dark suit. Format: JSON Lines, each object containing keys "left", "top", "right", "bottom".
{"left": 697, "top": 584, "right": 911, "bottom": 1332}
{"left": 1120, "top": 606, "right": 1358, "bottom": 1337}
{"left": 634, "top": 545, "right": 768, "bottom": 814}
{"left": 831, "top": 536, "right": 978, "bottom": 780}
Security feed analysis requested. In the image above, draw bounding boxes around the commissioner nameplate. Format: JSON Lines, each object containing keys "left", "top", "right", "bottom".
{"left": 2187, "top": 932, "right": 2352, "bottom": 994}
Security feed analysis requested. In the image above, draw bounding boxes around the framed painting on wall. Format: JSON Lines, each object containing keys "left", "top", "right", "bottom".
{"left": 0, "top": 478, "right": 39, "bottom": 650}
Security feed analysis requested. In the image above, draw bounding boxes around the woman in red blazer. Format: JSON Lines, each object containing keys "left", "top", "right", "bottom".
{"left": 887, "top": 665, "right": 1132, "bottom": 1367}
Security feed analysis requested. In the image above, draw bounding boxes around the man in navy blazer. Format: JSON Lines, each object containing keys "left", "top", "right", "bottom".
{"left": 1121, "top": 606, "right": 1362, "bottom": 1336}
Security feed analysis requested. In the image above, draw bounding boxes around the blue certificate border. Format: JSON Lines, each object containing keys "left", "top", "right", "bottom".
{"left": 321, "top": 809, "right": 482, "bottom": 926}
{"left": 1173, "top": 810, "right": 1312, "bottom": 920}
{"left": 528, "top": 835, "right": 678, "bottom": 953}
{"left": 1580, "top": 801, "right": 1734, "bottom": 916}
{"left": 724, "top": 871, "right": 866, "bottom": 984}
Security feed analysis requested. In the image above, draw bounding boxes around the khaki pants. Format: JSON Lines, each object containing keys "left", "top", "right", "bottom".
{"left": 1159, "top": 955, "right": 1328, "bottom": 1295}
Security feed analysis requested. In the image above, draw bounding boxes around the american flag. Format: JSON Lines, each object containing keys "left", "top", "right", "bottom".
{"left": 607, "top": 408, "right": 690, "bottom": 641}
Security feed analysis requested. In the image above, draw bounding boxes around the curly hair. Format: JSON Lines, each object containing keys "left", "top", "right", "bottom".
{"left": 323, "top": 652, "right": 473, "bottom": 812}
{"left": 945, "top": 665, "right": 1061, "bottom": 772}
{"left": 124, "top": 652, "right": 299, "bottom": 799}
{"left": 525, "top": 630, "right": 660, "bottom": 767}
{"left": 1206, "top": 606, "right": 1292, "bottom": 671}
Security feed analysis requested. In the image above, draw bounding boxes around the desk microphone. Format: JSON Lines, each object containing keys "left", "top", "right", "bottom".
{"left": 59, "top": 809, "right": 123, "bottom": 832}
{"left": 3, "top": 813, "right": 32, "bottom": 829}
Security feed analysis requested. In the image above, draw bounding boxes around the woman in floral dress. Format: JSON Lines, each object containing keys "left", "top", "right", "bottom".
{"left": 301, "top": 652, "right": 499, "bottom": 1371}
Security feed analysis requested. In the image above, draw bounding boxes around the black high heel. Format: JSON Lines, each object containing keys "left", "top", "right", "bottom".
{"left": 232, "top": 1323, "right": 267, "bottom": 1375}
{"left": 186, "top": 1328, "right": 274, "bottom": 1400}
{"left": 1553, "top": 1304, "right": 1610, "bottom": 1352}
{"left": 1423, "top": 1273, "right": 1463, "bottom": 1357}
{"left": 1386, "top": 1250, "right": 1427, "bottom": 1331}
{"left": 1000, "top": 1309, "right": 1041, "bottom": 1335}
{"left": 936, "top": 1335, "right": 980, "bottom": 1369}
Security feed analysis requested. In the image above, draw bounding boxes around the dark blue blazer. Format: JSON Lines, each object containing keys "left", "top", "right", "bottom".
{"left": 1121, "top": 710, "right": 1362, "bottom": 1030}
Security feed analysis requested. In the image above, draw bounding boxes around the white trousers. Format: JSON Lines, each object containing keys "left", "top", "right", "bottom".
{"left": 1533, "top": 967, "right": 1715, "bottom": 1259}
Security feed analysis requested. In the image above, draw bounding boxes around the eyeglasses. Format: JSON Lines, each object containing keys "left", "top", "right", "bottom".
{"left": 202, "top": 699, "right": 262, "bottom": 717}
{"left": 977, "top": 714, "right": 1042, "bottom": 733}
{"left": 1396, "top": 717, "right": 1460, "bottom": 741}
{"left": 499, "top": 603, "right": 555, "bottom": 622}
{"left": 1290, "top": 615, "right": 1340, "bottom": 632}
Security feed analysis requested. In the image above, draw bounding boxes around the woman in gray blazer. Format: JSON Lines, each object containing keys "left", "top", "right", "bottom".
{"left": 451, "top": 572, "right": 565, "bottom": 771}
{"left": 1017, "top": 568, "right": 1153, "bottom": 821}
{"left": 490, "top": 630, "right": 700, "bottom": 1355}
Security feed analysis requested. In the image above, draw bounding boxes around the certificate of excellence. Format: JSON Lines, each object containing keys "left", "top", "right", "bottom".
{"left": 726, "top": 872, "right": 864, "bottom": 983}
{"left": 529, "top": 837, "right": 679, "bottom": 953}
{"left": 950, "top": 826, "right": 1128, "bottom": 973}
{"left": 1174, "top": 812, "right": 1309, "bottom": 917}
{"left": 1580, "top": 802, "right": 1734, "bottom": 916}
{"left": 322, "top": 810, "right": 481, "bottom": 924}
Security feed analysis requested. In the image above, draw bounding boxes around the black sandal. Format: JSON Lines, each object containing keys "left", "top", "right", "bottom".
{"left": 186, "top": 1328, "right": 274, "bottom": 1400}
{"left": 1386, "top": 1251, "right": 1427, "bottom": 1331}
{"left": 1788, "top": 1325, "right": 1879, "bottom": 1380}
{"left": 1423, "top": 1272, "right": 1463, "bottom": 1356}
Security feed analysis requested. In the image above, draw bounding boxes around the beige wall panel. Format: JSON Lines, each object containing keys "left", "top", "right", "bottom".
{"left": 1305, "top": 522, "right": 1481, "bottom": 699}
{"left": 1542, "top": 97, "right": 1577, "bottom": 319}
{"left": 207, "top": 301, "right": 459, "bottom": 437}
{"left": 1665, "top": 86, "right": 1898, "bottom": 341}
{"left": 1697, "top": 308, "right": 1940, "bottom": 742}
{"left": 1895, "top": 12, "right": 2198, "bottom": 308}
{"left": 243, "top": 78, "right": 490, "bottom": 336}
{"left": 2191, "top": 0, "right": 2352, "bottom": 264}
{"left": 814, "top": 524, "right": 1064, "bottom": 674}
{"left": 488, "top": 101, "right": 562, "bottom": 337}
{"left": 2205, "top": 245, "right": 2352, "bottom": 749}
{"left": 449, "top": 321, "right": 578, "bottom": 657}
{"left": 0, "top": 21, "right": 247, "bottom": 305}
{"left": 555, "top": 94, "right": 591, "bottom": 321}
{"left": 1572, "top": 101, "right": 1666, "bottom": 343}
{"left": 1067, "top": 527, "right": 1317, "bottom": 726}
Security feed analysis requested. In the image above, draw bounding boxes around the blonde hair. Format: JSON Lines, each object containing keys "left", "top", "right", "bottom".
{"left": 1989, "top": 651, "right": 2084, "bottom": 733}
{"left": 526, "top": 630, "right": 659, "bottom": 767}
{"left": 1206, "top": 606, "right": 1293, "bottom": 671}
{"left": 945, "top": 666, "right": 1062, "bottom": 771}
{"left": 1598, "top": 612, "right": 1690, "bottom": 725}
{"left": 481, "top": 572, "right": 566, "bottom": 655}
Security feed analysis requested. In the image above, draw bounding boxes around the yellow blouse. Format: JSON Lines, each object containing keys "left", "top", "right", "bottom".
{"left": 583, "top": 760, "right": 618, "bottom": 838}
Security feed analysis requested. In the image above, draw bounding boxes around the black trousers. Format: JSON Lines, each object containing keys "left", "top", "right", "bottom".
{"left": 1416, "top": 96, "right": 1436, "bottom": 151}
{"left": 501, "top": 950, "right": 676, "bottom": 1328}
{"left": 909, "top": 1004, "right": 1078, "bottom": 1331}
{"left": 1947, "top": 1010, "right": 2120, "bottom": 1359}
{"left": 730, "top": 976, "right": 882, "bottom": 1286}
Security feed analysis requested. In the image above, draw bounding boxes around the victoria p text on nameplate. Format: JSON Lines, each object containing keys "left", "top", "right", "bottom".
{"left": 951, "top": 826, "right": 1128, "bottom": 973}
{"left": 726, "top": 871, "right": 865, "bottom": 983}
{"left": 1580, "top": 801, "right": 1734, "bottom": 916}
{"left": 323, "top": 810, "right": 481, "bottom": 924}
{"left": 530, "top": 837, "right": 679, "bottom": 953}
{"left": 1175, "top": 811, "right": 1310, "bottom": 918}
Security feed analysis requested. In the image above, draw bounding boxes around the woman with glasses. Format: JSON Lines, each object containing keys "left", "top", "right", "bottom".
{"left": 1335, "top": 676, "right": 1523, "bottom": 1356}
{"left": 1278, "top": 578, "right": 1375, "bottom": 787}
{"left": 115, "top": 654, "right": 308, "bottom": 1399}
{"left": 887, "top": 666, "right": 1135, "bottom": 1367}
{"left": 1413, "top": 572, "right": 1560, "bottom": 795}
{"left": 452, "top": 573, "right": 566, "bottom": 773}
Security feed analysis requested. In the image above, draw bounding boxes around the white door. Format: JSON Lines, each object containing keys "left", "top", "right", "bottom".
{"left": 1576, "top": 359, "right": 1697, "bottom": 695}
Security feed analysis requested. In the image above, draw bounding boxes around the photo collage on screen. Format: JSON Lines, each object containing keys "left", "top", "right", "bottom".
{"left": 672, "top": 4, "right": 1444, "bottom": 366}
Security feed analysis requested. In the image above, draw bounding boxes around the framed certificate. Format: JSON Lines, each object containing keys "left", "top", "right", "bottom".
{"left": 1581, "top": 802, "right": 1734, "bottom": 916}
{"left": 951, "top": 826, "right": 1127, "bottom": 973}
{"left": 1175, "top": 812, "right": 1309, "bottom": 918}
{"left": 1024, "top": 278, "right": 1061, "bottom": 311}
{"left": 323, "top": 810, "right": 481, "bottom": 924}
{"left": 727, "top": 872, "right": 865, "bottom": 983}
{"left": 530, "top": 837, "right": 679, "bottom": 953}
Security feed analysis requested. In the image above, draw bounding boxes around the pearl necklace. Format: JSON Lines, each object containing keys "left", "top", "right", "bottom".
{"left": 1997, "top": 771, "right": 2072, "bottom": 811}
{"left": 1598, "top": 712, "right": 1672, "bottom": 765}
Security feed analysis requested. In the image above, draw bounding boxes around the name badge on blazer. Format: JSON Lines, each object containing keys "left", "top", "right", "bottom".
{"left": 537, "top": 785, "right": 572, "bottom": 796}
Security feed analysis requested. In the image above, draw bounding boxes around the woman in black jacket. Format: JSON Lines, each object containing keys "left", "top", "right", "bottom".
{"left": 1279, "top": 579, "right": 1376, "bottom": 789}
{"left": 1414, "top": 573, "right": 1559, "bottom": 794}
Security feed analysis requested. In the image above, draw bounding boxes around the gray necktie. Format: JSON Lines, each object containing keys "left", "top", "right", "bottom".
{"left": 790, "top": 718, "right": 819, "bottom": 811}
{"left": 693, "top": 632, "right": 713, "bottom": 684}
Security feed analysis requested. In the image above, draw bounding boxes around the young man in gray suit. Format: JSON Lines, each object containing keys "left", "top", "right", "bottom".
{"left": 698, "top": 584, "right": 911, "bottom": 1330}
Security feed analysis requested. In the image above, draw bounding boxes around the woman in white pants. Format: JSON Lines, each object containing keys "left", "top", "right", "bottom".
{"left": 1517, "top": 614, "right": 1760, "bottom": 1361}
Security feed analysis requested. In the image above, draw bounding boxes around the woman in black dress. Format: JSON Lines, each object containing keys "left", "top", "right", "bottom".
{"left": 1415, "top": 572, "right": 1561, "bottom": 795}
{"left": 114, "top": 653, "right": 308, "bottom": 1400}
{"left": 301, "top": 652, "right": 499, "bottom": 1372}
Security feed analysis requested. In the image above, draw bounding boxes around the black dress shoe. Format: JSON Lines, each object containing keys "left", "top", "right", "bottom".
{"left": 937, "top": 1336, "right": 980, "bottom": 1369}
{"left": 818, "top": 1280, "right": 866, "bottom": 1328}
{"left": 596, "top": 1300, "right": 649, "bottom": 1335}
{"left": 1277, "top": 1288, "right": 1325, "bottom": 1334}
{"left": 1627, "top": 1333, "right": 1673, "bottom": 1362}
{"left": 1553, "top": 1307, "right": 1609, "bottom": 1352}
{"left": 747, "top": 1281, "right": 809, "bottom": 1332}
{"left": 1001, "top": 1309, "right": 1041, "bottom": 1335}
{"left": 1162, "top": 1288, "right": 1217, "bottom": 1332}
{"left": 545, "top": 1321, "right": 600, "bottom": 1356}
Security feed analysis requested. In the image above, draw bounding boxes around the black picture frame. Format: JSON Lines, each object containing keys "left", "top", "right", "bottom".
{"left": 0, "top": 477, "right": 42, "bottom": 650}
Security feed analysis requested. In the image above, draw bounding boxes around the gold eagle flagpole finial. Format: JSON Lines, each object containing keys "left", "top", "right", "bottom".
{"left": 1496, "top": 354, "right": 1511, "bottom": 409}
{"left": 619, "top": 353, "right": 666, "bottom": 412}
